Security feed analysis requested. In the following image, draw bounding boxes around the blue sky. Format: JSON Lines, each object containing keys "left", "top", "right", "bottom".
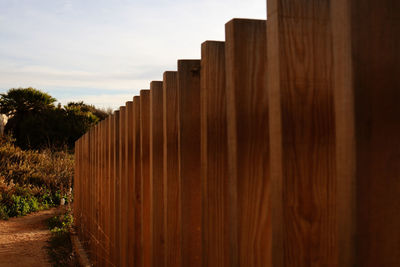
{"left": 0, "top": 0, "right": 266, "bottom": 109}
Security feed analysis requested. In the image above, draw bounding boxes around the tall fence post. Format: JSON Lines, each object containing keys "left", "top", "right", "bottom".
{"left": 119, "top": 106, "right": 128, "bottom": 267}
{"left": 74, "top": 138, "right": 80, "bottom": 240}
{"left": 140, "top": 90, "right": 151, "bottom": 267}
{"left": 104, "top": 117, "right": 111, "bottom": 266}
{"left": 225, "top": 19, "right": 270, "bottom": 267}
{"left": 200, "top": 41, "right": 229, "bottom": 267}
{"left": 267, "top": 1, "right": 337, "bottom": 265}
{"left": 96, "top": 122, "right": 101, "bottom": 266}
{"left": 331, "top": 0, "right": 400, "bottom": 266}
{"left": 83, "top": 133, "right": 88, "bottom": 247}
{"left": 133, "top": 96, "right": 143, "bottom": 267}
{"left": 90, "top": 127, "right": 95, "bottom": 261}
{"left": 177, "top": 59, "right": 202, "bottom": 267}
{"left": 112, "top": 111, "right": 120, "bottom": 266}
{"left": 108, "top": 114, "right": 115, "bottom": 267}
{"left": 126, "top": 100, "right": 135, "bottom": 267}
{"left": 150, "top": 81, "right": 166, "bottom": 266}
{"left": 163, "top": 71, "right": 181, "bottom": 267}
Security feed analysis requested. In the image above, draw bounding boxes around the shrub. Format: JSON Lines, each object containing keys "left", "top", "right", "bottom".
{"left": 0, "top": 204, "right": 8, "bottom": 220}
{"left": 0, "top": 136, "right": 74, "bottom": 219}
{"left": 47, "top": 210, "right": 78, "bottom": 267}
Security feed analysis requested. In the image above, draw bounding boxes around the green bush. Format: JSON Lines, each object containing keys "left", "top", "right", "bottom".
{"left": 1, "top": 87, "right": 109, "bottom": 150}
{"left": 47, "top": 211, "right": 77, "bottom": 267}
{"left": 0, "top": 205, "right": 8, "bottom": 220}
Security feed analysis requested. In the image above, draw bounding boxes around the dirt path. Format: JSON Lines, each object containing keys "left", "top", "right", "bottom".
{"left": 0, "top": 208, "right": 62, "bottom": 267}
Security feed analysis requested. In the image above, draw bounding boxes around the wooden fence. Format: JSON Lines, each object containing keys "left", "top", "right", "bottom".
{"left": 74, "top": 0, "right": 400, "bottom": 266}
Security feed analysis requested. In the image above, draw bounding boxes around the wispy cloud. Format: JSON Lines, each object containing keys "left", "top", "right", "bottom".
{"left": 0, "top": 0, "right": 266, "bottom": 108}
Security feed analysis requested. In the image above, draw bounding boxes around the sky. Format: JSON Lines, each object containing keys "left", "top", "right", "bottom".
{"left": 0, "top": 0, "right": 266, "bottom": 109}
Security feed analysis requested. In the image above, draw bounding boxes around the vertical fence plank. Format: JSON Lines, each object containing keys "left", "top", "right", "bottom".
{"left": 97, "top": 123, "right": 101, "bottom": 266}
{"left": 108, "top": 114, "right": 116, "bottom": 267}
{"left": 90, "top": 128, "right": 95, "bottom": 261}
{"left": 225, "top": 19, "right": 270, "bottom": 267}
{"left": 96, "top": 124, "right": 100, "bottom": 266}
{"left": 126, "top": 101, "right": 135, "bottom": 267}
{"left": 99, "top": 123, "right": 104, "bottom": 266}
{"left": 87, "top": 131, "right": 91, "bottom": 250}
{"left": 163, "top": 71, "right": 181, "bottom": 267}
{"left": 80, "top": 135, "right": 84, "bottom": 243}
{"left": 119, "top": 106, "right": 128, "bottom": 267}
{"left": 150, "top": 81, "right": 166, "bottom": 267}
{"left": 89, "top": 130, "right": 92, "bottom": 259}
{"left": 95, "top": 124, "right": 100, "bottom": 266}
{"left": 200, "top": 41, "right": 229, "bottom": 267}
{"left": 74, "top": 139, "right": 80, "bottom": 239}
{"left": 113, "top": 111, "right": 120, "bottom": 266}
{"left": 331, "top": 0, "right": 400, "bottom": 266}
{"left": 86, "top": 132, "right": 90, "bottom": 248}
{"left": 133, "top": 96, "right": 143, "bottom": 267}
{"left": 75, "top": 138, "right": 80, "bottom": 239}
{"left": 266, "top": 2, "right": 337, "bottom": 265}
{"left": 97, "top": 123, "right": 102, "bottom": 266}
{"left": 177, "top": 59, "right": 202, "bottom": 267}
{"left": 86, "top": 131, "right": 90, "bottom": 254}
{"left": 101, "top": 119, "right": 106, "bottom": 267}
{"left": 82, "top": 133, "right": 88, "bottom": 247}
{"left": 85, "top": 133, "right": 89, "bottom": 247}
{"left": 104, "top": 117, "right": 111, "bottom": 267}
{"left": 140, "top": 90, "right": 151, "bottom": 267}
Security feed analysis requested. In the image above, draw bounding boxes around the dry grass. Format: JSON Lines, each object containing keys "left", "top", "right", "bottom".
{"left": 0, "top": 136, "right": 74, "bottom": 219}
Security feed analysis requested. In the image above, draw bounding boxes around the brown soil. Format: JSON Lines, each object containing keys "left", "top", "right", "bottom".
{"left": 0, "top": 208, "right": 62, "bottom": 267}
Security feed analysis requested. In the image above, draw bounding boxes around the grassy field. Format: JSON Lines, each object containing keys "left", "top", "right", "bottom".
{"left": 0, "top": 136, "right": 74, "bottom": 220}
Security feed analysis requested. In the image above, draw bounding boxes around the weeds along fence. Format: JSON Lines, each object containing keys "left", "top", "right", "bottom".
{"left": 74, "top": 1, "right": 400, "bottom": 266}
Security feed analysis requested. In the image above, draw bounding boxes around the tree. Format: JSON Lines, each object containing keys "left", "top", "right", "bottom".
{"left": 0, "top": 88, "right": 108, "bottom": 150}
{"left": 0, "top": 87, "right": 56, "bottom": 116}
{"left": 65, "top": 101, "right": 109, "bottom": 120}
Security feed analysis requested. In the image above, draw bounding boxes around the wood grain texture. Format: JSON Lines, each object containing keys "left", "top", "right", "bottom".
{"left": 86, "top": 130, "right": 91, "bottom": 255}
{"left": 94, "top": 125, "right": 98, "bottom": 265}
{"left": 126, "top": 101, "right": 135, "bottom": 267}
{"left": 163, "top": 71, "right": 181, "bottom": 267}
{"left": 108, "top": 115, "right": 115, "bottom": 267}
{"left": 82, "top": 134, "right": 87, "bottom": 245}
{"left": 101, "top": 122, "right": 105, "bottom": 266}
{"left": 97, "top": 123, "right": 102, "bottom": 266}
{"left": 80, "top": 135, "right": 85, "bottom": 244}
{"left": 100, "top": 123, "right": 104, "bottom": 266}
{"left": 150, "top": 81, "right": 166, "bottom": 267}
{"left": 200, "top": 41, "right": 229, "bottom": 267}
{"left": 74, "top": 139, "right": 80, "bottom": 240}
{"left": 133, "top": 96, "right": 143, "bottom": 267}
{"left": 88, "top": 127, "right": 96, "bottom": 263}
{"left": 98, "top": 122, "right": 102, "bottom": 267}
{"left": 119, "top": 106, "right": 128, "bottom": 267}
{"left": 98, "top": 122, "right": 101, "bottom": 267}
{"left": 112, "top": 111, "right": 120, "bottom": 266}
{"left": 332, "top": 1, "right": 400, "bottom": 266}
{"left": 84, "top": 133, "right": 89, "bottom": 246}
{"left": 177, "top": 59, "right": 202, "bottom": 267}
{"left": 87, "top": 131, "right": 91, "bottom": 250}
{"left": 267, "top": 2, "right": 337, "bottom": 266}
{"left": 104, "top": 117, "right": 111, "bottom": 267}
{"left": 85, "top": 132, "right": 90, "bottom": 248}
{"left": 103, "top": 119, "right": 108, "bottom": 267}
{"left": 140, "top": 90, "right": 151, "bottom": 267}
{"left": 225, "top": 19, "right": 270, "bottom": 267}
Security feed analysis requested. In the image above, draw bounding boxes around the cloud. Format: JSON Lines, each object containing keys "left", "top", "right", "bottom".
{"left": 0, "top": 0, "right": 266, "bottom": 107}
